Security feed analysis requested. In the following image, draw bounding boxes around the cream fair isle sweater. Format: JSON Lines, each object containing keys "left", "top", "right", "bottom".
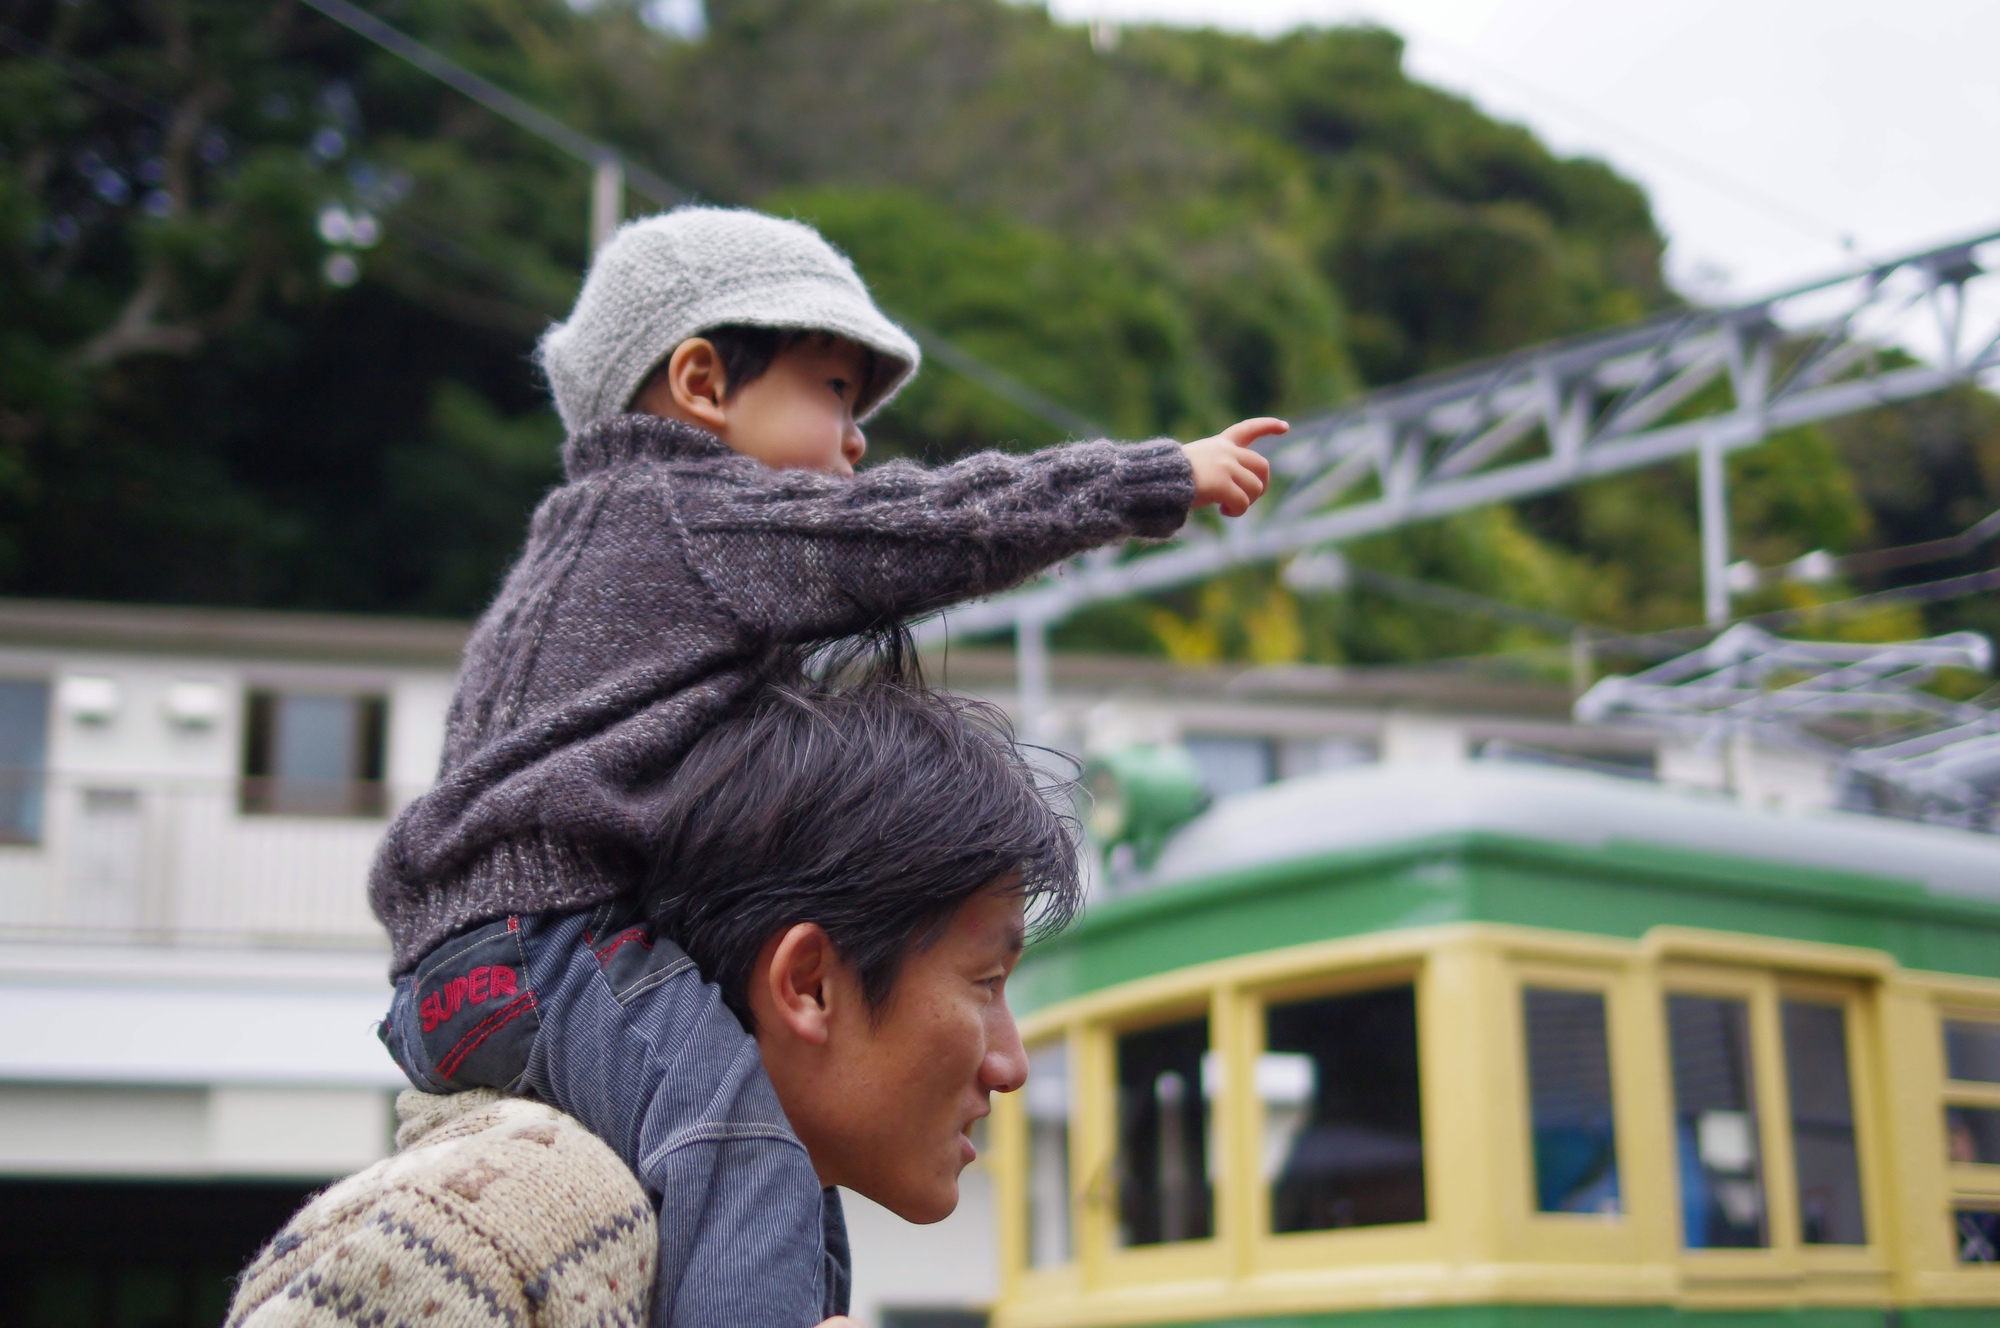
{"left": 228, "top": 1090, "right": 655, "bottom": 1328}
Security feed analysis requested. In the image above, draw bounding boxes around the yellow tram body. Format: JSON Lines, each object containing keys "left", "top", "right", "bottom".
{"left": 988, "top": 764, "right": 2000, "bottom": 1328}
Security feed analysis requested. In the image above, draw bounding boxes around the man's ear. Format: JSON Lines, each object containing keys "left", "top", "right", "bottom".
{"left": 632, "top": 337, "right": 729, "bottom": 431}
{"left": 762, "top": 922, "right": 837, "bottom": 1047}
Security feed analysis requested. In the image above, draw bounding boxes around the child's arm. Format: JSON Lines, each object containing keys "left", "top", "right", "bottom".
{"left": 679, "top": 419, "right": 1283, "bottom": 643}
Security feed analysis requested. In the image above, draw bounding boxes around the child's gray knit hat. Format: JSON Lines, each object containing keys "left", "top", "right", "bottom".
{"left": 537, "top": 206, "right": 922, "bottom": 435}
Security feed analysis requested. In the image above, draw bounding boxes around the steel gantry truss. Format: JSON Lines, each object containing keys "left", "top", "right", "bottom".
{"left": 925, "top": 226, "right": 2000, "bottom": 728}
{"left": 1577, "top": 624, "right": 2000, "bottom": 830}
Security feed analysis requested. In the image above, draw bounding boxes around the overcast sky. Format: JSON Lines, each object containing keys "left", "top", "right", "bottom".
{"left": 1040, "top": 0, "right": 2000, "bottom": 305}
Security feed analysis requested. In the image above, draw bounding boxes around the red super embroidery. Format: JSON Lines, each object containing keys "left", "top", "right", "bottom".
{"left": 419, "top": 964, "right": 519, "bottom": 1032}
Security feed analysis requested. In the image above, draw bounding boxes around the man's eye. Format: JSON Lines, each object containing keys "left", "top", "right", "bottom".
{"left": 829, "top": 378, "right": 851, "bottom": 399}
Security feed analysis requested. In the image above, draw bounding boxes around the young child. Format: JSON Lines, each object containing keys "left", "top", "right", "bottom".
{"left": 371, "top": 206, "right": 1281, "bottom": 1328}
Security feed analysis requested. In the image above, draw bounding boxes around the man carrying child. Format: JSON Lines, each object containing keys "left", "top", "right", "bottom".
{"left": 363, "top": 206, "right": 1281, "bottom": 1327}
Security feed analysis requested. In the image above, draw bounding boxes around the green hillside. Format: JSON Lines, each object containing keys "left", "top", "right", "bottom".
{"left": 2, "top": 0, "right": 1994, "bottom": 664}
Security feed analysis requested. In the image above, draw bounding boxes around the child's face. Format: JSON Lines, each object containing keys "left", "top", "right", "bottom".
{"left": 641, "top": 336, "right": 872, "bottom": 476}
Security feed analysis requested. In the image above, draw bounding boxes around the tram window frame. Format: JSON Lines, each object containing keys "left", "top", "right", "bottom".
{"left": 1110, "top": 1010, "right": 1217, "bottom": 1251}
{"left": 1780, "top": 997, "right": 1868, "bottom": 1247}
{"left": 1023, "top": 1036, "right": 1075, "bottom": 1270}
{"left": 1234, "top": 963, "right": 1434, "bottom": 1270}
{"left": 1661, "top": 964, "right": 1882, "bottom": 1270}
{"left": 1257, "top": 980, "right": 1427, "bottom": 1235}
{"left": 1068, "top": 999, "right": 1234, "bottom": 1289}
{"left": 1941, "top": 1005, "right": 2000, "bottom": 1265}
{"left": 1667, "top": 988, "right": 1770, "bottom": 1250}
{"left": 1521, "top": 983, "right": 1623, "bottom": 1218}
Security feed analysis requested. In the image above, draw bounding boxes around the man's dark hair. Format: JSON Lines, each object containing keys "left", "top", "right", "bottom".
{"left": 642, "top": 647, "right": 1081, "bottom": 1027}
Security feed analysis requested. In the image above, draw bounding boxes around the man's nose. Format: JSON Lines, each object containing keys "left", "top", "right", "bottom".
{"left": 982, "top": 1000, "right": 1029, "bottom": 1094}
{"left": 843, "top": 424, "right": 866, "bottom": 469}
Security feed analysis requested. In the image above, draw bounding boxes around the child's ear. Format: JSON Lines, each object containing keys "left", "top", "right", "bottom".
{"left": 635, "top": 338, "right": 730, "bottom": 431}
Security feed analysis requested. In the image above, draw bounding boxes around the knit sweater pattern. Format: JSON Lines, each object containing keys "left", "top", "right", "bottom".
{"left": 227, "top": 1090, "right": 655, "bottom": 1328}
{"left": 370, "top": 414, "right": 1195, "bottom": 975}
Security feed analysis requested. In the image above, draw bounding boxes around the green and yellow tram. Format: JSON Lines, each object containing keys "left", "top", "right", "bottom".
{"left": 990, "top": 762, "right": 2000, "bottom": 1328}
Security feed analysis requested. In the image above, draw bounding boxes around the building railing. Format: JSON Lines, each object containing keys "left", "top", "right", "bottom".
{"left": 238, "top": 776, "right": 388, "bottom": 819}
{"left": 0, "top": 771, "right": 403, "bottom": 950}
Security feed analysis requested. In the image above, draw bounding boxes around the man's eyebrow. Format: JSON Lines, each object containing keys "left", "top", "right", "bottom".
{"left": 1003, "top": 923, "right": 1025, "bottom": 956}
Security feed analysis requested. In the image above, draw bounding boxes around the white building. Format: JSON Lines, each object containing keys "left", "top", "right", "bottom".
{"left": 0, "top": 598, "right": 1004, "bottom": 1328}
{"left": 0, "top": 596, "right": 1798, "bottom": 1328}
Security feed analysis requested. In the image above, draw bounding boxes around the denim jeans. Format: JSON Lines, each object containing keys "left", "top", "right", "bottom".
{"left": 382, "top": 903, "right": 848, "bottom": 1328}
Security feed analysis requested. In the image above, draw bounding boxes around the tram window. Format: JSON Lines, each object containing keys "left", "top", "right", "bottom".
{"left": 1265, "top": 985, "right": 1425, "bottom": 1233}
{"left": 1945, "top": 1020, "right": 2000, "bottom": 1083}
{"left": 1026, "top": 1041, "right": 1072, "bottom": 1266}
{"left": 1782, "top": 1001, "right": 1866, "bottom": 1245}
{"left": 1523, "top": 988, "right": 1620, "bottom": 1215}
{"left": 1115, "top": 1017, "right": 1212, "bottom": 1246}
{"left": 1960, "top": 1210, "right": 2000, "bottom": 1264}
{"left": 1948, "top": 1107, "right": 2000, "bottom": 1165}
{"left": 1667, "top": 994, "right": 1769, "bottom": 1249}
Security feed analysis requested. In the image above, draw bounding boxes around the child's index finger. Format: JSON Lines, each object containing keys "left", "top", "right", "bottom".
{"left": 1223, "top": 416, "right": 1290, "bottom": 448}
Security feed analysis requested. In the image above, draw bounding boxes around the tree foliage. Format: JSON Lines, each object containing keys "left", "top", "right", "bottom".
{"left": 0, "top": 0, "right": 1988, "bottom": 667}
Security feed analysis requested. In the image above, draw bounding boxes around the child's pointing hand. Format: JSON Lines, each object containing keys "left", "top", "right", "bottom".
{"left": 1185, "top": 416, "right": 1286, "bottom": 517}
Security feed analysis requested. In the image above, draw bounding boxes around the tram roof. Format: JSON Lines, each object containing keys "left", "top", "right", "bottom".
{"left": 1149, "top": 763, "right": 2000, "bottom": 907}
{"left": 1016, "top": 764, "right": 2000, "bottom": 1012}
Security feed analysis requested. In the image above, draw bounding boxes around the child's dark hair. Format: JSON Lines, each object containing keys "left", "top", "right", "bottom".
{"left": 641, "top": 642, "right": 1082, "bottom": 1027}
{"left": 646, "top": 325, "right": 881, "bottom": 405}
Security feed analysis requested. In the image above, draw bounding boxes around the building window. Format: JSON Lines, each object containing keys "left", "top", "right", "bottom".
{"left": 241, "top": 690, "right": 387, "bottom": 817}
{"left": 1781, "top": 1001, "right": 1866, "bottom": 1245}
{"left": 1025, "top": 1040, "right": 1072, "bottom": 1267}
{"left": 1115, "top": 1016, "right": 1212, "bottom": 1246}
{"left": 1265, "top": 985, "right": 1425, "bottom": 1232}
{"left": 1523, "top": 987, "right": 1620, "bottom": 1215}
{"left": 1277, "top": 736, "right": 1377, "bottom": 780}
{"left": 0, "top": 680, "right": 49, "bottom": 845}
{"left": 1667, "top": 994, "right": 1768, "bottom": 1249}
{"left": 1183, "top": 735, "right": 1274, "bottom": 799}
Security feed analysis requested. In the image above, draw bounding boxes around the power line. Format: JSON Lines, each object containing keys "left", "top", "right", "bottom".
{"left": 1408, "top": 33, "right": 1858, "bottom": 255}
{"left": 293, "top": 0, "right": 1106, "bottom": 439}
{"left": 898, "top": 319, "right": 1107, "bottom": 438}
{"left": 296, "top": 0, "right": 686, "bottom": 204}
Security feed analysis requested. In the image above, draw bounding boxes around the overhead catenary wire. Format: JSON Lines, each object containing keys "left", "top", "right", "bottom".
{"left": 1328, "top": 500, "right": 2000, "bottom": 668}
{"left": 295, "top": 0, "right": 687, "bottom": 205}
{"left": 898, "top": 318, "right": 1108, "bottom": 438}
{"left": 1407, "top": 30, "right": 1859, "bottom": 256}
{"left": 293, "top": 0, "right": 1106, "bottom": 440}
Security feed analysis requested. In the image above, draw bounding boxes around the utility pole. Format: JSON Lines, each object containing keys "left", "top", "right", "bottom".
{"left": 590, "top": 157, "right": 624, "bottom": 253}
{"left": 1015, "top": 612, "right": 1051, "bottom": 741}
{"left": 1699, "top": 432, "right": 1731, "bottom": 627}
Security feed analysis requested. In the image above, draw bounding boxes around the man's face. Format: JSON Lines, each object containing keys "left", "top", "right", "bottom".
{"left": 756, "top": 882, "right": 1030, "bottom": 1224}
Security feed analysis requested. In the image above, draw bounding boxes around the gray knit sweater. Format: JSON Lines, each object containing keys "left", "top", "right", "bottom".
{"left": 370, "top": 415, "right": 1195, "bottom": 974}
